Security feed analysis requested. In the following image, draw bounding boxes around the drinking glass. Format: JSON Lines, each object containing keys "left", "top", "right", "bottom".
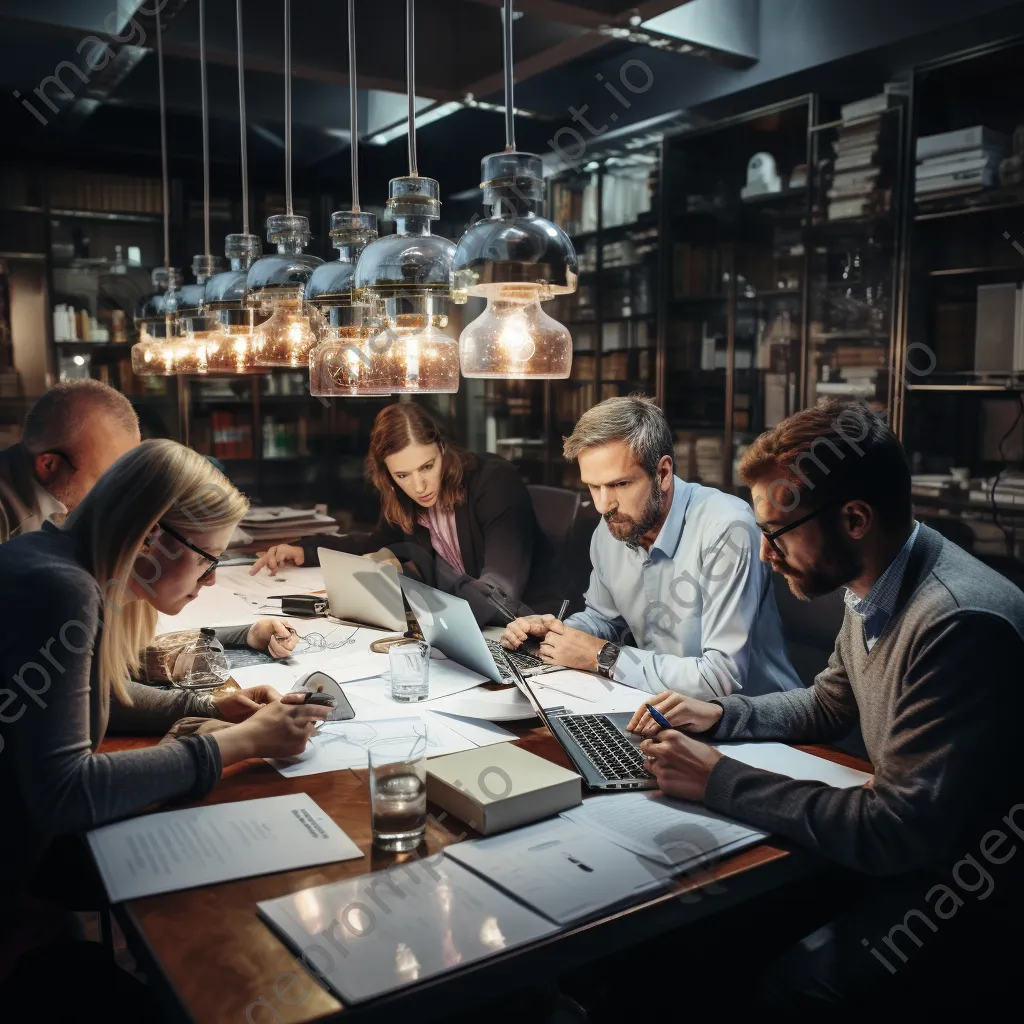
{"left": 389, "top": 639, "right": 430, "bottom": 702}
{"left": 368, "top": 727, "right": 428, "bottom": 852}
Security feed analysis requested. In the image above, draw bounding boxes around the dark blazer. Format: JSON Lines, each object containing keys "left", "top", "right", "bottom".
{"left": 300, "top": 453, "right": 559, "bottom": 626}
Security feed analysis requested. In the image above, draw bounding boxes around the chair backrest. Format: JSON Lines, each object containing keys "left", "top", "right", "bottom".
{"left": 527, "top": 485, "right": 582, "bottom": 551}
{"left": 771, "top": 572, "right": 847, "bottom": 687}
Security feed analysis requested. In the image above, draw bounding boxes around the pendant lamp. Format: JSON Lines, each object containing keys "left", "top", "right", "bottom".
{"left": 248, "top": 0, "right": 323, "bottom": 368}
{"left": 307, "top": 0, "right": 390, "bottom": 396}
{"left": 352, "top": 0, "right": 459, "bottom": 393}
{"left": 453, "top": 0, "right": 577, "bottom": 378}
{"left": 131, "top": 14, "right": 183, "bottom": 375}
{"left": 201, "top": 0, "right": 267, "bottom": 374}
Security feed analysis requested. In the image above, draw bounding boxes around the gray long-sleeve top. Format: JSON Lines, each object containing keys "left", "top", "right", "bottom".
{"left": 703, "top": 526, "right": 1024, "bottom": 879}
{"left": 0, "top": 524, "right": 245, "bottom": 880}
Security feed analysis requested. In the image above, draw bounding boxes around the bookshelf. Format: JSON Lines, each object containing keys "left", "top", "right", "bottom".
{"left": 901, "top": 36, "right": 1024, "bottom": 563}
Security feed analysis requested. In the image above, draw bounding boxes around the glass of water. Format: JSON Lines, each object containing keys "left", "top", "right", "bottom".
{"left": 389, "top": 639, "right": 430, "bottom": 702}
{"left": 368, "top": 728, "right": 428, "bottom": 852}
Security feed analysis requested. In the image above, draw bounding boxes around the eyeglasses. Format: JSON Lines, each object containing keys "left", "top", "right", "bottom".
{"left": 758, "top": 505, "right": 833, "bottom": 556}
{"left": 41, "top": 449, "right": 77, "bottom": 472}
{"left": 157, "top": 521, "right": 220, "bottom": 580}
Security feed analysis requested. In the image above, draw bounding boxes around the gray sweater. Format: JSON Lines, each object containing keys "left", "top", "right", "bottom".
{"left": 705, "top": 525, "right": 1024, "bottom": 878}
{"left": 0, "top": 524, "right": 248, "bottom": 879}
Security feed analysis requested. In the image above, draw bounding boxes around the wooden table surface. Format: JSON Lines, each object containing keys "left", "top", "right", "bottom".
{"left": 98, "top": 728, "right": 870, "bottom": 1024}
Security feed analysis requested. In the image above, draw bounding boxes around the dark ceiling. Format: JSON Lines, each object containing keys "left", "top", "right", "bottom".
{"left": 0, "top": 0, "right": 710, "bottom": 207}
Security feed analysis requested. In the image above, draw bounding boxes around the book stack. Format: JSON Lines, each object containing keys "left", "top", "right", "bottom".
{"left": 827, "top": 115, "right": 884, "bottom": 221}
{"left": 210, "top": 411, "right": 253, "bottom": 459}
{"left": 695, "top": 435, "right": 724, "bottom": 486}
{"left": 915, "top": 127, "right": 1007, "bottom": 200}
{"left": 237, "top": 507, "right": 340, "bottom": 546}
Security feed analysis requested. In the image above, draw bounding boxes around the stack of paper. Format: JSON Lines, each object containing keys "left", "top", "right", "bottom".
{"left": 915, "top": 126, "right": 1007, "bottom": 200}
{"left": 233, "top": 507, "right": 341, "bottom": 547}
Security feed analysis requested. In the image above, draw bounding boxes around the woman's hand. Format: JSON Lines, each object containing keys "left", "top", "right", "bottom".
{"left": 627, "top": 690, "right": 724, "bottom": 736}
{"left": 247, "top": 618, "right": 299, "bottom": 658}
{"left": 363, "top": 548, "right": 403, "bottom": 573}
{"left": 214, "top": 693, "right": 329, "bottom": 764}
{"left": 212, "top": 684, "right": 282, "bottom": 723}
{"left": 249, "top": 544, "right": 305, "bottom": 575}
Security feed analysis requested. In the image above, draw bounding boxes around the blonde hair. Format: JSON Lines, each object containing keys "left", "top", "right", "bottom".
{"left": 65, "top": 439, "right": 249, "bottom": 705}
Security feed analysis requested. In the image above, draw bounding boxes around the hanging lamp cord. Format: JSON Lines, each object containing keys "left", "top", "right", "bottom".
{"left": 199, "top": 0, "right": 211, "bottom": 257}
{"left": 406, "top": 0, "right": 418, "bottom": 177}
{"left": 236, "top": 0, "right": 249, "bottom": 235}
{"left": 503, "top": 0, "right": 515, "bottom": 151}
{"left": 349, "top": 0, "right": 360, "bottom": 211}
{"left": 284, "top": 0, "right": 293, "bottom": 215}
{"left": 155, "top": 11, "right": 170, "bottom": 270}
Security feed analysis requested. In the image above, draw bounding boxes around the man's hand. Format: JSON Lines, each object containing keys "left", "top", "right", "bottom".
{"left": 500, "top": 614, "right": 559, "bottom": 649}
{"left": 213, "top": 684, "right": 283, "bottom": 723}
{"left": 250, "top": 544, "right": 304, "bottom": 575}
{"left": 537, "top": 620, "right": 606, "bottom": 672}
{"left": 627, "top": 690, "right": 724, "bottom": 736}
{"left": 247, "top": 619, "right": 300, "bottom": 659}
{"left": 639, "top": 730, "right": 723, "bottom": 803}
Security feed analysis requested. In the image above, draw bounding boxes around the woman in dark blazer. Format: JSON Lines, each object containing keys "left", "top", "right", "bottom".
{"left": 250, "top": 403, "right": 559, "bottom": 626}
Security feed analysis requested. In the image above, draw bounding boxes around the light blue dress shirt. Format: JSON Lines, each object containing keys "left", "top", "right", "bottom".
{"left": 565, "top": 477, "right": 802, "bottom": 699}
{"left": 844, "top": 521, "right": 920, "bottom": 651}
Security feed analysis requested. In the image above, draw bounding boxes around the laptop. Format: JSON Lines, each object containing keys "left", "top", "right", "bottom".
{"left": 398, "top": 576, "right": 563, "bottom": 684}
{"left": 317, "top": 547, "right": 408, "bottom": 632}
{"left": 503, "top": 656, "right": 656, "bottom": 792}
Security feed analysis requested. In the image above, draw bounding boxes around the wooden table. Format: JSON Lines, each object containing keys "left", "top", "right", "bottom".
{"left": 98, "top": 728, "right": 870, "bottom": 1024}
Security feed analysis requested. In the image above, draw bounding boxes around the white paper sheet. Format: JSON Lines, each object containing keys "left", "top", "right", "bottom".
{"left": 86, "top": 794, "right": 363, "bottom": 902}
{"left": 344, "top": 658, "right": 487, "bottom": 704}
{"left": 268, "top": 711, "right": 514, "bottom": 778}
{"left": 155, "top": 584, "right": 256, "bottom": 633}
{"left": 716, "top": 742, "right": 873, "bottom": 788}
{"left": 257, "top": 858, "right": 556, "bottom": 1004}
{"left": 560, "top": 790, "right": 768, "bottom": 868}
{"left": 445, "top": 817, "right": 669, "bottom": 924}
{"left": 532, "top": 671, "right": 646, "bottom": 715}
{"left": 426, "top": 686, "right": 536, "bottom": 722}
{"left": 217, "top": 564, "right": 326, "bottom": 603}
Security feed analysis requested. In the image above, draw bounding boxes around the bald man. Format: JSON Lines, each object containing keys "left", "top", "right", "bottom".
{"left": 0, "top": 379, "right": 141, "bottom": 543}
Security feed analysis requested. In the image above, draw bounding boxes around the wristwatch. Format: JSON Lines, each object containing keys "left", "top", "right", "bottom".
{"left": 596, "top": 642, "right": 621, "bottom": 679}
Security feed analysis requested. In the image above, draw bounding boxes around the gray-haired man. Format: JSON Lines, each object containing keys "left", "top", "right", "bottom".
{"left": 0, "top": 380, "right": 140, "bottom": 543}
{"left": 501, "top": 395, "right": 800, "bottom": 698}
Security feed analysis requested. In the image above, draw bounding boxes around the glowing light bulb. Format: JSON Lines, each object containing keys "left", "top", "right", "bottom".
{"left": 253, "top": 301, "right": 318, "bottom": 368}
{"left": 459, "top": 294, "right": 571, "bottom": 378}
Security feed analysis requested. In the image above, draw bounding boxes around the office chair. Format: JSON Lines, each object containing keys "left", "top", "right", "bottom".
{"left": 527, "top": 485, "right": 582, "bottom": 550}
{"left": 527, "top": 485, "right": 594, "bottom": 614}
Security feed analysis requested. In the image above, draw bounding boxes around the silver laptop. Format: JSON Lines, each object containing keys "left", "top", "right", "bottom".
{"left": 504, "top": 655, "right": 655, "bottom": 792}
{"left": 318, "top": 547, "right": 407, "bottom": 632}
{"left": 398, "top": 576, "right": 563, "bottom": 684}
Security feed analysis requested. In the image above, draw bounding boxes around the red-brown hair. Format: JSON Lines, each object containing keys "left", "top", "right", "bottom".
{"left": 366, "top": 403, "right": 474, "bottom": 534}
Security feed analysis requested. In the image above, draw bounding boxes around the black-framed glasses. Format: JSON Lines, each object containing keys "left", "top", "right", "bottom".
{"left": 758, "top": 505, "right": 832, "bottom": 556}
{"left": 158, "top": 521, "right": 220, "bottom": 580}
{"left": 41, "top": 449, "right": 77, "bottom": 472}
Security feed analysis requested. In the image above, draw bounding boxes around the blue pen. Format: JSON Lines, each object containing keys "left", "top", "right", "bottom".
{"left": 645, "top": 703, "right": 674, "bottom": 730}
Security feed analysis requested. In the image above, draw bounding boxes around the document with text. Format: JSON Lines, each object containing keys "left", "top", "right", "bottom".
{"left": 87, "top": 794, "right": 363, "bottom": 901}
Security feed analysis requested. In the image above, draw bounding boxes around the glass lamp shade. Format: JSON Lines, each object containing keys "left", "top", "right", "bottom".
{"left": 132, "top": 267, "right": 185, "bottom": 376}
{"left": 459, "top": 290, "right": 572, "bottom": 378}
{"left": 307, "top": 211, "right": 393, "bottom": 396}
{"left": 454, "top": 152, "right": 577, "bottom": 379}
{"left": 247, "top": 215, "right": 323, "bottom": 367}
{"left": 354, "top": 177, "right": 459, "bottom": 393}
{"left": 203, "top": 233, "right": 267, "bottom": 374}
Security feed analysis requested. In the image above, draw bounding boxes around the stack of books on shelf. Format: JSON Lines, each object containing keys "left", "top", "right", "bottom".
{"left": 915, "top": 127, "right": 1008, "bottom": 201}
{"left": 550, "top": 175, "right": 599, "bottom": 237}
{"left": 210, "top": 412, "right": 253, "bottom": 459}
{"left": 673, "top": 244, "right": 723, "bottom": 298}
{"left": 827, "top": 116, "right": 885, "bottom": 221}
{"left": 694, "top": 436, "right": 724, "bottom": 486}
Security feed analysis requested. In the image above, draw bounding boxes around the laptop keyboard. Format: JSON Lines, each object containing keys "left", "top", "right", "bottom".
{"left": 486, "top": 638, "right": 543, "bottom": 673}
{"left": 558, "top": 715, "right": 654, "bottom": 782}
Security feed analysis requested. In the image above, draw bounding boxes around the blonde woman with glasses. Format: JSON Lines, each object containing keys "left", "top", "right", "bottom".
{"left": 0, "top": 440, "right": 328, "bottom": 1012}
